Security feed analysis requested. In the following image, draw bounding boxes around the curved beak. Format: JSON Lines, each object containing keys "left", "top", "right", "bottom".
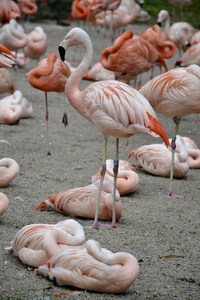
{"left": 58, "top": 45, "right": 66, "bottom": 61}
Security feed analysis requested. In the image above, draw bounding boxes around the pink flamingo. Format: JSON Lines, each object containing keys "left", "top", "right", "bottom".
{"left": 92, "top": 159, "right": 139, "bottom": 195}
{"left": 0, "top": 192, "right": 9, "bottom": 215}
{"left": 36, "top": 239, "right": 139, "bottom": 293}
{"left": 179, "top": 136, "right": 200, "bottom": 168}
{"left": 0, "top": 101, "right": 22, "bottom": 124}
{"left": 27, "top": 53, "right": 71, "bottom": 155}
{"left": 0, "top": 158, "right": 19, "bottom": 187}
{"left": 82, "top": 62, "right": 115, "bottom": 81}
{"left": 0, "top": 68, "right": 15, "bottom": 94}
{"left": 139, "top": 64, "right": 200, "bottom": 198}
{"left": 35, "top": 180, "right": 122, "bottom": 222}
{"left": 0, "top": 44, "right": 19, "bottom": 68}
{"left": 175, "top": 42, "right": 200, "bottom": 67}
{"left": 58, "top": 27, "right": 170, "bottom": 229}
{"left": 8, "top": 219, "right": 85, "bottom": 267}
{"left": 0, "top": 0, "right": 21, "bottom": 24}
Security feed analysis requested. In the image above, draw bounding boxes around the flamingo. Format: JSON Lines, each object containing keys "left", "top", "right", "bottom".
{"left": 0, "top": 44, "right": 19, "bottom": 68}
{"left": 0, "top": 0, "right": 21, "bottom": 24}
{"left": 175, "top": 43, "right": 200, "bottom": 67}
{"left": 157, "top": 9, "right": 196, "bottom": 56}
{"left": 139, "top": 64, "right": 200, "bottom": 198}
{"left": 36, "top": 239, "right": 139, "bottom": 294}
{"left": 191, "top": 31, "right": 200, "bottom": 45}
{"left": 35, "top": 180, "right": 122, "bottom": 222}
{"left": 128, "top": 136, "right": 189, "bottom": 178}
{"left": 139, "top": 24, "right": 176, "bottom": 59}
{"left": 58, "top": 27, "right": 170, "bottom": 229}
{"left": 23, "top": 26, "right": 47, "bottom": 63}
{"left": 180, "top": 136, "right": 200, "bottom": 168}
{"left": 27, "top": 53, "right": 71, "bottom": 155}
{"left": 8, "top": 219, "right": 85, "bottom": 268}
{"left": 0, "top": 192, "right": 9, "bottom": 215}
{"left": 0, "top": 90, "right": 33, "bottom": 119}
{"left": 100, "top": 30, "right": 168, "bottom": 86}
{"left": 0, "top": 68, "right": 15, "bottom": 94}
{"left": 0, "top": 158, "right": 19, "bottom": 187}
{"left": 0, "top": 101, "right": 22, "bottom": 124}
{"left": 92, "top": 159, "right": 139, "bottom": 195}
{"left": 0, "top": 19, "right": 29, "bottom": 54}
{"left": 82, "top": 62, "right": 115, "bottom": 81}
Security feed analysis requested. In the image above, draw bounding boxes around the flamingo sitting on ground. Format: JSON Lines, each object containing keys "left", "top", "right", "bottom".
{"left": 58, "top": 27, "right": 170, "bottom": 229}
{"left": 0, "top": 68, "right": 15, "bottom": 94}
{"left": 157, "top": 10, "right": 196, "bottom": 56}
{"left": 0, "top": 101, "right": 22, "bottom": 124}
{"left": 8, "top": 219, "right": 85, "bottom": 268}
{"left": 177, "top": 136, "right": 200, "bottom": 168}
{"left": 174, "top": 43, "right": 200, "bottom": 67}
{"left": 27, "top": 53, "right": 71, "bottom": 155}
{"left": 0, "top": 192, "right": 9, "bottom": 215}
{"left": 100, "top": 30, "right": 168, "bottom": 85}
{"left": 139, "top": 64, "right": 200, "bottom": 198}
{"left": 35, "top": 180, "right": 122, "bottom": 222}
{"left": 92, "top": 160, "right": 139, "bottom": 195}
{"left": 0, "top": 158, "right": 19, "bottom": 187}
{"left": 139, "top": 24, "right": 176, "bottom": 59}
{"left": 128, "top": 135, "right": 189, "bottom": 178}
{"left": 36, "top": 239, "right": 139, "bottom": 294}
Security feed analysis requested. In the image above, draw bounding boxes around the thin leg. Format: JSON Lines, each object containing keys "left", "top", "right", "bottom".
{"left": 93, "top": 137, "right": 107, "bottom": 229}
{"left": 167, "top": 117, "right": 183, "bottom": 198}
{"left": 44, "top": 91, "right": 51, "bottom": 156}
{"left": 111, "top": 138, "right": 119, "bottom": 228}
{"left": 62, "top": 94, "right": 68, "bottom": 127}
{"left": 119, "top": 138, "right": 129, "bottom": 148}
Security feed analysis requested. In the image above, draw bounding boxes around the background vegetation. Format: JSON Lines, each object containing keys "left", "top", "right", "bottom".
{"left": 31, "top": 0, "right": 200, "bottom": 28}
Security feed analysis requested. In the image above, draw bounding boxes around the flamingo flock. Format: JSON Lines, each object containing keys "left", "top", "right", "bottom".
{"left": 1, "top": 0, "right": 200, "bottom": 297}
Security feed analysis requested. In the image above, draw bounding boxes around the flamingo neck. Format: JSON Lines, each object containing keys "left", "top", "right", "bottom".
{"left": 163, "top": 15, "right": 171, "bottom": 40}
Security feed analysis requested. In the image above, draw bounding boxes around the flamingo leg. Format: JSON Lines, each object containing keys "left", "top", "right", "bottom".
{"left": 93, "top": 137, "right": 107, "bottom": 229}
{"left": 167, "top": 117, "right": 183, "bottom": 198}
{"left": 62, "top": 94, "right": 68, "bottom": 127}
{"left": 111, "top": 138, "right": 119, "bottom": 228}
{"left": 44, "top": 91, "right": 51, "bottom": 156}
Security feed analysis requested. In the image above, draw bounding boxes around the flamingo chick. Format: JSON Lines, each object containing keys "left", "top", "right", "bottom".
{"left": 0, "top": 192, "right": 9, "bottom": 215}
{"left": 58, "top": 27, "right": 170, "bottom": 229}
{"left": 8, "top": 219, "right": 85, "bottom": 268}
{"left": 0, "top": 158, "right": 19, "bottom": 187}
{"left": 36, "top": 239, "right": 139, "bottom": 294}
{"left": 35, "top": 180, "right": 122, "bottom": 222}
{"left": 92, "top": 159, "right": 139, "bottom": 195}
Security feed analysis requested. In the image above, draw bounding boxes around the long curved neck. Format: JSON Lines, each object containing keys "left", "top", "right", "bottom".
{"left": 163, "top": 15, "right": 171, "bottom": 40}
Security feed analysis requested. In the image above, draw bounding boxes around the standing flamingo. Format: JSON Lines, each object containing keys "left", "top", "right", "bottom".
{"left": 0, "top": 0, "right": 21, "bottom": 24}
{"left": 139, "top": 64, "right": 200, "bottom": 198}
{"left": 0, "top": 192, "right": 9, "bottom": 215}
{"left": 0, "top": 158, "right": 19, "bottom": 187}
{"left": 36, "top": 239, "right": 139, "bottom": 293}
{"left": 0, "top": 44, "right": 19, "bottom": 68}
{"left": 58, "top": 27, "right": 170, "bottom": 229}
{"left": 92, "top": 159, "right": 139, "bottom": 195}
{"left": 27, "top": 53, "right": 71, "bottom": 155}
{"left": 8, "top": 219, "right": 85, "bottom": 267}
{"left": 35, "top": 180, "right": 122, "bottom": 222}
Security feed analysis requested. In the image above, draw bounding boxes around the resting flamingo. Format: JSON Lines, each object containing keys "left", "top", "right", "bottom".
{"left": 8, "top": 219, "right": 85, "bottom": 268}
{"left": 157, "top": 10, "right": 196, "bottom": 56}
{"left": 36, "top": 239, "right": 139, "bottom": 293}
{"left": 58, "top": 27, "right": 170, "bottom": 229}
{"left": 0, "top": 192, "right": 9, "bottom": 215}
{"left": 0, "top": 44, "right": 19, "bottom": 68}
{"left": 82, "top": 62, "right": 115, "bottom": 81}
{"left": 35, "top": 180, "right": 122, "bottom": 222}
{"left": 139, "top": 24, "right": 176, "bottom": 59}
{"left": 139, "top": 64, "right": 200, "bottom": 198}
{"left": 0, "top": 158, "right": 19, "bottom": 187}
{"left": 0, "top": 68, "right": 15, "bottom": 94}
{"left": 128, "top": 136, "right": 189, "bottom": 178}
{"left": 178, "top": 136, "right": 200, "bottom": 168}
{"left": 92, "top": 160, "right": 139, "bottom": 195}
{"left": 0, "top": 0, "right": 21, "bottom": 24}
{"left": 27, "top": 53, "right": 71, "bottom": 155}
{"left": 175, "top": 43, "right": 200, "bottom": 67}
{"left": 0, "top": 101, "right": 22, "bottom": 124}
{"left": 100, "top": 30, "right": 168, "bottom": 85}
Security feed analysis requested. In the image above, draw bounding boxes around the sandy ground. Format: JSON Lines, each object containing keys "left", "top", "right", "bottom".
{"left": 0, "top": 20, "right": 200, "bottom": 300}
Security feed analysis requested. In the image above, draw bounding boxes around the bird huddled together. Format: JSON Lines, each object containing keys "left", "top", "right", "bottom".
{"left": 1, "top": 0, "right": 200, "bottom": 297}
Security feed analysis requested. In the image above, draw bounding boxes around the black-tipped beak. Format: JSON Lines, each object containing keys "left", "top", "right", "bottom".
{"left": 157, "top": 22, "right": 162, "bottom": 27}
{"left": 58, "top": 45, "right": 66, "bottom": 61}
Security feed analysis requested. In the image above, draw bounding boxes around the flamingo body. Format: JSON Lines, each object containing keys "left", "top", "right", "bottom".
{"left": 23, "top": 26, "right": 47, "bottom": 60}
{"left": 175, "top": 43, "right": 200, "bottom": 67}
{"left": 0, "top": 192, "right": 9, "bottom": 215}
{"left": 0, "top": 158, "right": 19, "bottom": 187}
{"left": 0, "top": 68, "right": 14, "bottom": 94}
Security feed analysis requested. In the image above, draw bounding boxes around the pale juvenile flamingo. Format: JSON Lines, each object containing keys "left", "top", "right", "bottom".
{"left": 0, "top": 90, "right": 33, "bottom": 118}
{"left": 0, "top": 0, "right": 21, "bottom": 24}
{"left": 0, "top": 158, "right": 19, "bottom": 187}
{"left": 128, "top": 136, "right": 189, "bottom": 178}
{"left": 8, "top": 219, "right": 85, "bottom": 268}
{"left": 27, "top": 53, "right": 71, "bottom": 155}
{"left": 100, "top": 30, "right": 168, "bottom": 85}
{"left": 0, "top": 19, "right": 29, "bottom": 54}
{"left": 58, "top": 27, "right": 170, "bottom": 229}
{"left": 177, "top": 136, "right": 200, "bottom": 168}
{"left": 0, "top": 44, "right": 19, "bottom": 68}
{"left": 139, "top": 24, "right": 176, "bottom": 59}
{"left": 157, "top": 10, "right": 196, "bottom": 56}
{"left": 0, "top": 68, "right": 15, "bottom": 94}
{"left": 23, "top": 26, "right": 47, "bottom": 63}
{"left": 92, "top": 159, "right": 139, "bottom": 195}
{"left": 82, "top": 62, "right": 115, "bottom": 81}
{"left": 36, "top": 239, "right": 139, "bottom": 293}
{"left": 35, "top": 180, "right": 122, "bottom": 222}
{"left": 0, "top": 192, "right": 9, "bottom": 215}
{"left": 139, "top": 64, "right": 200, "bottom": 198}
{"left": 175, "top": 43, "right": 200, "bottom": 67}
{"left": 0, "top": 101, "right": 22, "bottom": 124}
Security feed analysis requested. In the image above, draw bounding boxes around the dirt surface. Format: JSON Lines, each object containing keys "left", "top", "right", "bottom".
{"left": 0, "top": 20, "right": 200, "bottom": 300}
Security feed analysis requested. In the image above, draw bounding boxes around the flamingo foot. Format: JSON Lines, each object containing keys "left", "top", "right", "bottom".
{"left": 167, "top": 191, "right": 183, "bottom": 199}
{"left": 119, "top": 143, "right": 129, "bottom": 148}
{"left": 101, "top": 222, "right": 116, "bottom": 228}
